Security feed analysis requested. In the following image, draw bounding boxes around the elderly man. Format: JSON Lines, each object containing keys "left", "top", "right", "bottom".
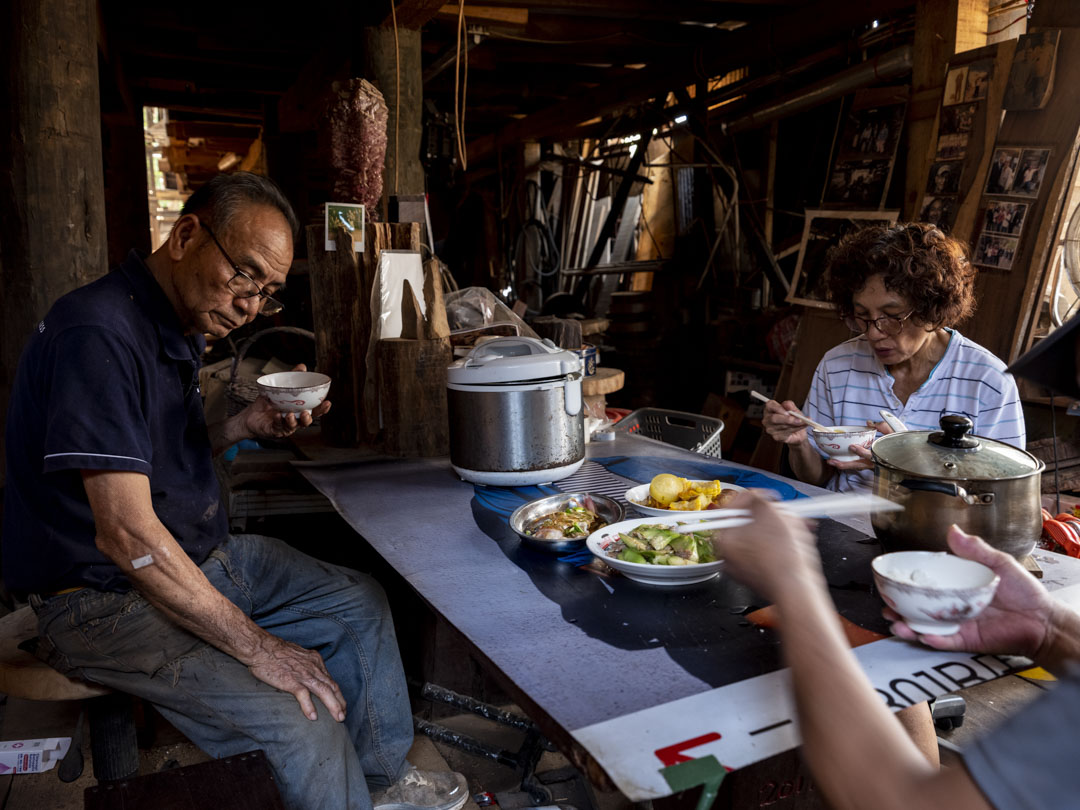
{"left": 3, "top": 172, "right": 467, "bottom": 810}
{"left": 716, "top": 312, "right": 1080, "bottom": 810}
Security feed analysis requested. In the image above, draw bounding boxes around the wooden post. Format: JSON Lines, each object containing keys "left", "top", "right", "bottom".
{"left": 377, "top": 338, "right": 452, "bottom": 457}
{"left": 903, "top": 0, "right": 989, "bottom": 218}
{"left": 0, "top": 0, "right": 108, "bottom": 484}
{"left": 362, "top": 25, "right": 425, "bottom": 213}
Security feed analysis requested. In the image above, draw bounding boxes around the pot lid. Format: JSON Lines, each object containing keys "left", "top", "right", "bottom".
{"left": 446, "top": 336, "right": 581, "bottom": 384}
{"left": 872, "top": 414, "right": 1041, "bottom": 480}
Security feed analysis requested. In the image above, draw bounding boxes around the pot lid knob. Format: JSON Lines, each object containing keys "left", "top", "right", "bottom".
{"left": 928, "top": 414, "right": 980, "bottom": 450}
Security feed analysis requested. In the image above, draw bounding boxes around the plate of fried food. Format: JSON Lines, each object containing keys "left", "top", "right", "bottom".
{"left": 625, "top": 473, "right": 744, "bottom": 517}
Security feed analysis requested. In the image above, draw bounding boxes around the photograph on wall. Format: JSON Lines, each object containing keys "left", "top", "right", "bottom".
{"left": 787, "top": 209, "right": 900, "bottom": 308}
{"left": 935, "top": 103, "right": 975, "bottom": 160}
{"left": 823, "top": 160, "right": 892, "bottom": 207}
{"left": 1004, "top": 30, "right": 1060, "bottom": 110}
{"left": 981, "top": 200, "right": 1028, "bottom": 237}
{"left": 919, "top": 196, "right": 958, "bottom": 232}
{"left": 325, "top": 202, "right": 366, "bottom": 252}
{"left": 943, "top": 66, "right": 969, "bottom": 105}
{"left": 837, "top": 103, "right": 907, "bottom": 162}
{"left": 964, "top": 60, "right": 993, "bottom": 102}
{"left": 926, "top": 160, "right": 963, "bottom": 195}
{"left": 984, "top": 148, "right": 1022, "bottom": 195}
{"left": 1011, "top": 148, "right": 1051, "bottom": 197}
{"left": 973, "top": 233, "right": 1018, "bottom": 270}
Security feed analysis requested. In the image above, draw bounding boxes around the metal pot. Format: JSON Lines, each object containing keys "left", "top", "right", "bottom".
{"left": 871, "top": 415, "right": 1044, "bottom": 558}
{"left": 447, "top": 337, "right": 585, "bottom": 485}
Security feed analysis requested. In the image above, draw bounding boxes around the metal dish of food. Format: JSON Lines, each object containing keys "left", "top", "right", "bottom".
{"left": 508, "top": 492, "right": 624, "bottom": 553}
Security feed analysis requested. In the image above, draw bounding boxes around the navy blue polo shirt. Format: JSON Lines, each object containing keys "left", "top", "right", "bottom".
{"left": 2, "top": 250, "right": 227, "bottom": 594}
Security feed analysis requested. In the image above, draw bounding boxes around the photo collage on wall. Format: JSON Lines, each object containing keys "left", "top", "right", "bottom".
{"left": 917, "top": 59, "right": 992, "bottom": 234}
{"left": 823, "top": 89, "right": 907, "bottom": 208}
{"left": 971, "top": 145, "right": 1051, "bottom": 270}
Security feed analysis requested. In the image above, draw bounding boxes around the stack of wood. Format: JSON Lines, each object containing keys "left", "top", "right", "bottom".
{"left": 376, "top": 261, "right": 452, "bottom": 457}
{"left": 305, "top": 221, "right": 421, "bottom": 447}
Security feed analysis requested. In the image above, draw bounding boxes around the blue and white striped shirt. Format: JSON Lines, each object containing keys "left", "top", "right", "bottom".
{"left": 803, "top": 329, "right": 1026, "bottom": 493}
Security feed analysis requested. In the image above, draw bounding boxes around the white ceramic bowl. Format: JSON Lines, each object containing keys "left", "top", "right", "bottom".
{"left": 586, "top": 516, "right": 725, "bottom": 586}
{"left": 809, "top": 425, "right": 876, "bottom": 462}
{"left": 872, "top": 551, "right": 1000, "bottom": 635}
{"left": 625, "top": 482, "right": 746, "bottom": 518}
{"left": 256, "top": 371, "right": 331, "bottom": 413}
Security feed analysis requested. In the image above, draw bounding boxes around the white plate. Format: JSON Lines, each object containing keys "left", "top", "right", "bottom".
{"left": 624, "top": 482, "right": 747, "bottom": 518}
{"left": 586, "top": 516, "right": 726, "bottom": 586}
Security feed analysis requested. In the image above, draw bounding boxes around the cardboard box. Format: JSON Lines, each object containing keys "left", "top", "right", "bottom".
{"left": 0, "top": 738, "right": 71, "bottom": 774}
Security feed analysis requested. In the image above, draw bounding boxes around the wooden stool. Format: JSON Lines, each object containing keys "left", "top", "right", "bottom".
{"left": 0, "top": 605, "right": 139, "bottom": 781}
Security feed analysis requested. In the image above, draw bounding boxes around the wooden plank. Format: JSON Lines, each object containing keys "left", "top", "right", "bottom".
{"left": 963, "top": 27, "right": 1080, "bottom": 363}
{"left": 377, "top": 338, "right": 452, "bottom": 457}
{"left": 436, "top": 4, "right": 528, "bottom": 25}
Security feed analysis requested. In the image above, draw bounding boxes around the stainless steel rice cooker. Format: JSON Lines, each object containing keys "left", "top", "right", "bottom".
{"left": 871, "top": 415, "right": 1044, "bottom": 558}
{"left": 447, "top": 337, "right": 584, "bottom": 485}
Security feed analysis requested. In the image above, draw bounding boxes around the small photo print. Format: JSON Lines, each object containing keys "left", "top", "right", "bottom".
{"left": 325, "top": 203, "right": 366, "bottom": 252}
{"left": 944, "top": 66, "right": 969, "bottom": 105}
{"left": 919, "top": 196, "right": 958, "bottom": 231}
{"left": 939, "top": 104, "right": 976, "bottom": 135}
{"left": 964, "top": 61, "right": 992, "bottom": 102}
{"left": 837, "top": 103, "right": 906, "bottom": 161}
{"left": 926, "top": 160, "right": 963, "bottom": 195}
{"left": 936, "top": 132, "right": 969, "bottom": 161}
{"left": 985, "top": 148, "right": 1022, "bottom": 195}
{"left": 823, "top": 159, "right": 891, "bottom": 207}
{"left": 982, "top": 200, "right": 1028, "bottom": 236}
{"left": 1011, "top": 148, "right": 1051, "bottom": 197}
{"left": 973, "top": 233, "right": 1018, "bottom": 270}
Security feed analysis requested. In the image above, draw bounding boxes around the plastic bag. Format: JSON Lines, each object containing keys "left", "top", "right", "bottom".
{"left": 444, "top": 287, "right": 537, "bottom": 352}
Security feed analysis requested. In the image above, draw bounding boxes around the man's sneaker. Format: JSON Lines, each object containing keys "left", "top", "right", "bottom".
{"left": 372, "top": 768, "right": 469, "bottom": 810}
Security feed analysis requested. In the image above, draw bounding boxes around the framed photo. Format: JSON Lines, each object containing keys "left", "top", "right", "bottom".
{"left": 926, "top": 160, "right": 963, "bottom": 195}
{"left": 919, "top": 195, "right": 958, "bottom": 232}
{"left": 943, "top": 66, "right": 969, "bottom": 105}
{"left": 984, "top": 147, "right": 1022, "bottom": 194}
{"left": 973, "top": 233, "right": 1019, "bottom": 270}
{"left": 837, "top": 103, "right": 906, "bottom": 162}
{"left": 823, "top": 159, "right": 892, "bottom": 207}
{"left": 1004, "top": 30, "right": 1060, "bottom": 110}
{"left": 787, "top": 209, "right": 900, "bottom": 308}
{"left": 325, "top": 202, "right": 366, "bottom": 252}
{"left": 1011, "top": 148, "right": 1051, "bottom": 197}
{"left": 982, "top": 200, "right": 1028, "bottom": 237}
{"left": 964, "top": 60, "right": 993, "bottom": 102}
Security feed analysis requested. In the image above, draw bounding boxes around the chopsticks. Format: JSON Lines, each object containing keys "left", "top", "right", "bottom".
{"left": 671, "top": 493, "right": 902, "bottom": 534}
{"left": 749, "top": 390, "right": 836, "bottom": 433}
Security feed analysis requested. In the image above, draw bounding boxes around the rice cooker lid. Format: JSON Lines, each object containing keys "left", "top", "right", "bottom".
{"left": 872, "top": 414, "right": 1041, "bottom": 480}
{"left": 446, "top": 336, "right": 582, "bottom": 384}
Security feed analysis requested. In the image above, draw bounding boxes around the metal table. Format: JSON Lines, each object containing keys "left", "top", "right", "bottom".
{"left": 298, "top": 435, "right": 1080, "bottom": 801}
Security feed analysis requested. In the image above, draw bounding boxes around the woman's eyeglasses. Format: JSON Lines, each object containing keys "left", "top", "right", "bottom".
{"left": 202, "top": 222, "right": 284, "bottom": 316}
{"left": 842, "top": 312, "right": 914, "bottom": 336}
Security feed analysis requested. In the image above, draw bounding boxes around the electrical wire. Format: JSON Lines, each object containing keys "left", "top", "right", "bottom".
{"left": 454, "top": 0, "right": 469, "bottom": 171}
{"left": 390, "top": 0, "right": 400, "bottom": 193}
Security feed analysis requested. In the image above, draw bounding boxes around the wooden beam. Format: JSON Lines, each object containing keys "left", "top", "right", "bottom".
{"left": 383, "top": 0, "right": 446, "bottom": 28}
{"left": 467, "top": 0, "right": 914, "bottom": 164}
{"left": 436, "top": 5, "right": 528, "bottom": 25}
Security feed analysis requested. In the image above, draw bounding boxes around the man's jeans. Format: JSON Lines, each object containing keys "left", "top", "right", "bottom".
{"left": 30, "top": 534, "right": 413, "bottom": 810}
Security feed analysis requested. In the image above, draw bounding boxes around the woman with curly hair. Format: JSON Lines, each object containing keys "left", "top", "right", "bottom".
{"left": 764, "top": 222, "right": 1025, "bottom": 493}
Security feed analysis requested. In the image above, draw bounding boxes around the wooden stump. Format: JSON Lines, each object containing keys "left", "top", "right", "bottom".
{"left": 377, "top": 337, "right": 452, "bottom": 457}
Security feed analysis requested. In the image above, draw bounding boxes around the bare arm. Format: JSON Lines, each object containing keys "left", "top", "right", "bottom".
{"left": 762, "top": 399, "right": 834, "bottom": 487}
{"left": 82, "top": 469, "right": 345, "bottom": 723}
{"left": 715, "top": 495, "right": 993, "bottom": 810}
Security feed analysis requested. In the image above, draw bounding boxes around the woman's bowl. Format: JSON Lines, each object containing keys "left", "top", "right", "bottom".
{"left": 809, "top": 425, "right": 876, "bottom": 462}
{"left": 256, "top": 371, "right": 331, "bottom": 413}
{"left": 872, "top": 551, "right": 1000, "bottom": 635}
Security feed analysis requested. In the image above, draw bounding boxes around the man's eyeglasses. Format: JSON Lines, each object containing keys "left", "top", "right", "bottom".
{"left": 842, "top": 311, "right": 914, "bottom": 337}
{"left": 202, "top": 222, "right": 284, "bottom": 316}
